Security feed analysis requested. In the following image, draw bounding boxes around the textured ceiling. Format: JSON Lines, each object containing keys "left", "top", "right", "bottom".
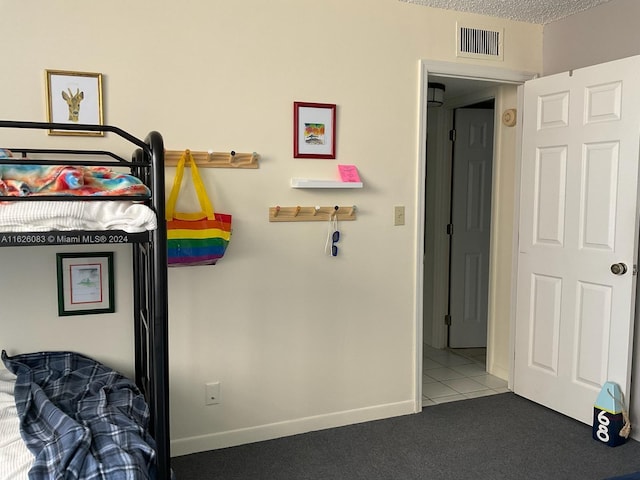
{"left": 399, "top": 0, "right": 613, "bottom": 24}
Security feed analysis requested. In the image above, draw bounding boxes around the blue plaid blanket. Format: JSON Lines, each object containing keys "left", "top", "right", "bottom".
{"left": 2, "top": 350, "right": 157, "bottom": 479}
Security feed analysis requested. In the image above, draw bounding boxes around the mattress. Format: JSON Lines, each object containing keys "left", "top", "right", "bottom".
{"left": 0, "top": 364, "right": 33, "bottom": 479}
{"left": 0, "top": 154, "right": 157, "bottom": 234}
{"left": 0, "top": 200, "right": 157, "bottom": 233}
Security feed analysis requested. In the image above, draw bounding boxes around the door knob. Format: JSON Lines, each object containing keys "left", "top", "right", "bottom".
{"left": 611, "top": 263, "right": 628, "bottom": 275}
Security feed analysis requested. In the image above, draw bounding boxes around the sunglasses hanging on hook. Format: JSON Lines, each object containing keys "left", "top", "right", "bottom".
{"left": 326, "top": 206, "right": 340, "bottom": 257}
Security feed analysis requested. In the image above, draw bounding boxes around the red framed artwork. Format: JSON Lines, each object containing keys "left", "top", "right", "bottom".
{"left": 293, "top": 102, "right": 336, "bottom": 159}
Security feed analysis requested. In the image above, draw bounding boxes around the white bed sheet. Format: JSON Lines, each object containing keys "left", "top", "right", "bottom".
{"left": 0, "top": 364, "right": 33, "bottom": 479}
{"left": 0, "top": 201, "right": 157, "bottom": 233}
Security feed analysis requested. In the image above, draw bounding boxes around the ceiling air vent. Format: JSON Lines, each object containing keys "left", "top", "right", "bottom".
{"left": 456, "top": 23, "right": 504, "bottom": 61}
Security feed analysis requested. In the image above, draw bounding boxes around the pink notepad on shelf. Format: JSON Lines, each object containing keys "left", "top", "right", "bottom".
{"left": 338, "top": 164, "right": 361, "bottom": 183}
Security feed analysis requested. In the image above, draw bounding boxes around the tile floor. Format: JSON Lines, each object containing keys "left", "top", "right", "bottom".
{"left": 422, "top": 344, "right": 509, "bottom": 406}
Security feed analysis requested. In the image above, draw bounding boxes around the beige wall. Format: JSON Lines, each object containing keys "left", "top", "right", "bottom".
{"left": 543, "top": 0, "right": 640, "bottom": 75}
{"left": 0, "top": 0, "right": 542, "bottom": 456}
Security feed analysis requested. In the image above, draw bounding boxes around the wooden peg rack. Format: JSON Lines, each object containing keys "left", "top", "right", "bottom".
{"left": 165, "top": 149, "right": 259, "bottom": 169}
{"left": 269, "top": 206, "right": 357, "bottom": 222}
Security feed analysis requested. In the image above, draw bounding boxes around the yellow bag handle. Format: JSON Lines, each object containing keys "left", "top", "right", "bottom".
{"left": 166, "top": 149, "right": 216, "bottom": 221}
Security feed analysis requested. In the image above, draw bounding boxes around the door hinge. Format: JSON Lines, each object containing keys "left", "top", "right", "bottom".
{"left": 446, "top": 224, "right": 453, "bottom": 235}
{"left": 444, "top": 314, "right": 452, "bottom": 326}
{"left": 449, "top": 129, "right": 456, "bottom": 141}
{"left": 634, "top": 264, "right": 638, "bottom": 276}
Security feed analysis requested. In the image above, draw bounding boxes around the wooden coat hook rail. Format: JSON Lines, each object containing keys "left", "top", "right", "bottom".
{"left": 164, "top": 149, "right": 259, "bottom": 169}
{"left": 269, "top": 205, "right": 357, "bottom": 222}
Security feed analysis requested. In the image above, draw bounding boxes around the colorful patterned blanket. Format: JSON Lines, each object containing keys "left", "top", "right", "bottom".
{"left": 2, "top": 350, "right": 157, "bottom": 479}
{"left": 0, "top": 151, "right": 150, "bottom": 197}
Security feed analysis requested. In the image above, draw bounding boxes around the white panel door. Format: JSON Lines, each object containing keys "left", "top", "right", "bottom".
{"left": 449, "top": 108, "right": 494, "bottom": 348}
{"left": 514, "top": 56, "right": 640, "bottom": 424}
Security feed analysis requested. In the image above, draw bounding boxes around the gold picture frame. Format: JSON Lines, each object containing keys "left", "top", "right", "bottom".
{"left": 45, "top": 69, "right": 104, "bottom": 136}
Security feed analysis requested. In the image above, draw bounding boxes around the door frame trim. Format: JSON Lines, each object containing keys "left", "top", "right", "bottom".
{"left": 415, "top": 60, "right": 536, "bottom": 410}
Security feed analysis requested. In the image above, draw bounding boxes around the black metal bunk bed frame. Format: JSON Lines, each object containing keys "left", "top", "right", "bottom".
{"left": 0, "top": 120, "right": 171, "bottom": 479}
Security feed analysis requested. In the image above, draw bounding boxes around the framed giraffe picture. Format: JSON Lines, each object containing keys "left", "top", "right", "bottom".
{"left": 45, "top": 69, "right": 104, "bottom": 136}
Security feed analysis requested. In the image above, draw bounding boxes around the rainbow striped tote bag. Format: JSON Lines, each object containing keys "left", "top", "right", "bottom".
{"left": 166, "top": 150, "right": 232, "bottom": 267}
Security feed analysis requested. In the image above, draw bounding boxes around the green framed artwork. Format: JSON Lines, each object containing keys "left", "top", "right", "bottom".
{"left": 56, "top": 252, "right": 114, "bottom": 316}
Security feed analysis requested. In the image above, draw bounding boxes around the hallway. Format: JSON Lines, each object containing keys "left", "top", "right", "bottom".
{"left": 422, "top": 345, "right": 509, "bottom": 406}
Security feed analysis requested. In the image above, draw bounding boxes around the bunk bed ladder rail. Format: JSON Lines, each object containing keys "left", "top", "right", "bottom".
{"left": 133, "top": 131, "right": 171, "bottom": 479}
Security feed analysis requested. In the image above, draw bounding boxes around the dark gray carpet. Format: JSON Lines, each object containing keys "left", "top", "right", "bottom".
{"left": 171, "top": 393, "right": 640, "bottom": 479}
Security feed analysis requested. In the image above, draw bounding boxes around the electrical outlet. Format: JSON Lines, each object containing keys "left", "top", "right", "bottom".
{"left": 205, "top": 382, "right": 221, "bottom": 405}
{"left": 394, "top": 205, "right": 405, "bottom": 226}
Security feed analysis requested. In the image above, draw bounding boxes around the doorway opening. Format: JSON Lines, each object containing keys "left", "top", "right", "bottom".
{"left": 423, "top": 75, "right": 503, "bottom": 354}
{"left": 415, "top": 60, "right": 536, "bottom": 409}
{"left": 423, "top": 91, "right": 505, "bottom": 406}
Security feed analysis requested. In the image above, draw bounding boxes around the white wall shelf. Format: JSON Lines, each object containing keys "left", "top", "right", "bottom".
{"left": 290, "top": 178, "right": 363, "bottom": 189}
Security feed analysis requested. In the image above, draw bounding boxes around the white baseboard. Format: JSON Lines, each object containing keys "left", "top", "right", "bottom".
{"left": 171, "top": 400, "right": 416, "bottom": 457}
